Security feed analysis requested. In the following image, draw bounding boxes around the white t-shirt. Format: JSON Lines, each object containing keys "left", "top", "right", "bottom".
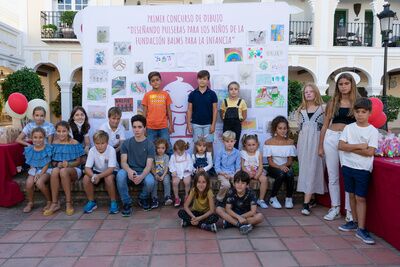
{"left": 85, "top": 145, "right": 117, "bottom": 173}
{"left": 339, "top": 123, "right": 379, "bottom": 172}
{"left": 99, "top": 122, "right": 126, "bottom": 147}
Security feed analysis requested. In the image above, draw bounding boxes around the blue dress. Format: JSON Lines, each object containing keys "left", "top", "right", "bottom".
{"left": 24, "top": 144, "right": 53, "bottom": 168}
{"left": 52, "top": 143, "right": 85, "bottom": 162}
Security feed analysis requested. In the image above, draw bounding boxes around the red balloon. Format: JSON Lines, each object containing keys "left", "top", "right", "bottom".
{"left": 369, "top": 97, "right": 384, "bottom": 122}
{"left": 8, "top": 93, "right": 28, "bottom": 115}
{"left": 369, "top": 112, "right": 387, "bottom": 129}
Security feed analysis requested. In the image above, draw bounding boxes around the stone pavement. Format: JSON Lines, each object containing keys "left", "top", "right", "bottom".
{"left": 0, "top": 203, "right": 400, "bottom": 267}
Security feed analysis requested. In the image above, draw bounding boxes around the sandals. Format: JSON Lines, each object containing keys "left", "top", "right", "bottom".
{"left": 43, "top": 202, "right": 60, "bottom": 216}
{"left": 23, "top": 202, "right": 34, "bottom": 213}
{"left": 65, "top": 202, "right": 74, "bottom": 216}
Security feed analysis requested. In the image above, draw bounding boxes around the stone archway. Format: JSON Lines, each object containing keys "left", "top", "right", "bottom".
{"left": 326, "top": 67, "right": 371, "bottom": 96}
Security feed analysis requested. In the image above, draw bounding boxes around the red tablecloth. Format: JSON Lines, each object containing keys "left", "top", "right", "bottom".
{"left": 366, "top": 157, "right": 400, "bottom": 250}
{"left": 0, "top": 143, "right": 25, "bottom": 207}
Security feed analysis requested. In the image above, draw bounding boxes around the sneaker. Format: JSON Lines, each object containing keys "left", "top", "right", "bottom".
{"left": 257, "top": 199, "right": 268, "bottom": 209}
{"left": 301, "top": 203, "right": 310, "bottom": 216}
{"left": 338, "top": 221, "right": 358, "bottom": 232}
{"left": 174, "top": 197, "right": 181, "bottom": 207}
{"left": 269, "top": 197, "right": 282, "bottom": 209}
{"left": 181, "top": 219, "right": 189, "bottom": 228}
{"left": 309, "top": 198, "right": 317, "bottom": 208}
{"left": 83, "top": 200, "right": 97, "bottom": 213}
{"left": 121, "top": 203, "right": 132, "bottom": 217}
{"left": 201, "top": 223, "right": 218, "bottom": 233}
{"left": 324, "top": 206, "right": 340, "bottom": 221}
{"left": 151, "top": 198, "right": 159, "bottom": 209}
{"left": 239, "top": 224, "right": 253, "bottom": 235}
{"left": 109, "top": 200, "right": 119, "bottom": 214}
{"left": 356, "top": 228, "right": 375, "bottom": 245}
{"left": 138, "top": 199, "right": 151, "bottom": 211}
{"left": 345, "top": 210, "right": 353, "bottom": 222}
{"left": 164, "top": 196, "right": 173, "bottom": 206}
{"left": 285, "top": 197, "right": 294, "bottom": 209}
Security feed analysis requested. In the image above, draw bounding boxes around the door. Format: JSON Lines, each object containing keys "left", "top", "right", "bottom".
{"left": 364, "top": 10, "right": 373, "bottom": 46}
{"left": 334, "top": 10, "right": 347, "bottom": 45}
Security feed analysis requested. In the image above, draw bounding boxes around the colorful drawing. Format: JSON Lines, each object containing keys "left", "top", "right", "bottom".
{"left": 247, "top": 47, "right": 264, "bottom": 60}
{"left": 242, "top": 118, "right": 257, "bottom": 130}
{"left": 136, "top": 100, "right": 143, "bottom": 115}
{"left": 255, "top": 86, "right": 285, "bottom": 107}
{"left": 87, "top": 105, "right": 106, "bottom": 119}
{"left": 224, "top": 48, "right": 243, "bottom": 62}
{"left": 87, "top": 88, "right": 106, "bottom": 101}
{"left": 177, "top": 52, "right": 200, "bottom": 67}
{"left": 271, "top": 24, "right": 284, "bottom": 41}
{"left": 258, "top": 60, "right": 269, "bottom": 71}
{"left": 94, "top": 49, "right": 106, "bottom": 66}
{"left": 115, "top": 98, "right": 133, "bottom": 112}
{"left": 89, "top": 69, "right": 108, "bottom": 83}
{"left": 134, "top": 62, "right": 144, "bottom": 74}
{"left": 238, "top": 64, "right": 253, "bottom": 86}
{"left": 271, "top": 75, "right": 286, "bottom": 83}
{"left": 130, "top": 81, "right": 148, "bottom": 93}
{"left": 97, "top": 26, "right": 109, "bottom": 43}
{"left": 113, "top": 57, "right": 126, "bottom": 71}
{"left": 256, "top": 74, "right": 272, "bottom": 85}
{"left": 111, "top": 76, "right": 126, "bottom": 96}
{"left": 154, "top": 53, "right": 176, "bottom": 69}
{"left": 113, "top": 42, "right": 131, "bottom": 55}
{"left": 247, "top": 31, "right": 266, "bottom": 45}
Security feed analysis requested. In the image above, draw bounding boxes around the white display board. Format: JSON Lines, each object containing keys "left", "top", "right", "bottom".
{"left": 79, "top": 3, "right": 289, "bottom": 148}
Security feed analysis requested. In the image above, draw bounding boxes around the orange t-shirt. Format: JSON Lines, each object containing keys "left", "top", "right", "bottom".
{"left": 142, "top": 90, "right": 172, "bottom": 129}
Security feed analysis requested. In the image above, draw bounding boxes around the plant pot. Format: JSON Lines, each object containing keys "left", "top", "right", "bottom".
{"left": 61, "top": 27, "right": 75, "bottom": 38}
{"left": 42, "top": 28, "right": 55, "bottom": 38}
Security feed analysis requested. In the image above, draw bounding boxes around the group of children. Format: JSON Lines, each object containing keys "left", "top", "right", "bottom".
{"left": 18, "top": 70, "right": 379, "bottom": 242}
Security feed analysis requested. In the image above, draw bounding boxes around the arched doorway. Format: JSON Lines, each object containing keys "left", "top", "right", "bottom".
{"left": 326, "top": 67, "right": 371, "bottom": 96}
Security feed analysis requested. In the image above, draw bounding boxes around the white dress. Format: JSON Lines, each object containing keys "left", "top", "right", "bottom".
{"left": 169, "top": 152, "right": 194, "bottom": 179}
{"left": 296, "top": 106, "right": 326, "bottom": 194}
{"left": 240, "top": 150, "right": 266, "bottom": 176}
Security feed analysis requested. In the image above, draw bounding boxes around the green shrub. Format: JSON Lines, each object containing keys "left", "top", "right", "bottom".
{"left": 60, "top": 11, "right": 77, "bottom": 27}
{"left": 42, "top": 24, "right": 57, "bottom": 31}
{"left": 322, "top": 95, "right": 331, "bottom": 103}
{"left": 50, "top": 82, "right": 82, "bottom": 117}
{"left": 288, "top": 80, "right": 303, "bottom": 114}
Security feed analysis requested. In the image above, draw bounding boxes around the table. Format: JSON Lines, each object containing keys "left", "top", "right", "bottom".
{"left": 0, "top": 143, "right": 25, "bottom": 207}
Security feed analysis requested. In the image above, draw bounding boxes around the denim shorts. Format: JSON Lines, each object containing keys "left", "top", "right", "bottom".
{"left": 192, "top": 123, "right": 214, "bottom": 142}
{"left": 28, "top": 167, "right": 52, "bottom": 176}
{"left": 342, "top": 165, "right": 371, "bottom": 197}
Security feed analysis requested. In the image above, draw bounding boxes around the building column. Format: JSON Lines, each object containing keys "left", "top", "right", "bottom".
{"left": 317, "top": 83, "right": 330, "bottom": 96}
{"left": 371, "top": 0, "right": 386, "bottom": 48}
{"left": 57, "top": 81, "right": 75, "bottom": 120}
{"left": 368, "top": 85, "right": 382, "bottom": 96}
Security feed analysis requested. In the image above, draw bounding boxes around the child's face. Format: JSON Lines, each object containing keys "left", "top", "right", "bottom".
{"left": 196, "top": 175, "right": 207, "bottom": 193}
{"left": 355, "top": 108, "right": 370, "bottom": 124}
{"left": 150, "top": 76, "right": 161, "bottom": 90}
{"left": 73, "top": 109, "right": 86, "bottom": 125}
{"left": 109, "top": 115, "right": 121, "bottom": 129}
{"left": 245, "top": 139, "right": 258, "bottom": 153}
{"left": 196, "top": 143, "right": 207, "bottom": 154}
{"left": 32, "top": 131, "right": 45, "bottom": 147}
{"left": 175, "top": 148, "right": 184, "bottom": 156}
{"left": 234, "top": 180, "right": 247, "bottom": 194}
{"left": 132, "top": 121, "right": 145, "bottom": 137}
{"left": 197, "top": 76, "right": 209, "bottom": 88}
{"left": 338, "top": 78, "right": 352, "bottom": 95}
{"left": 156, "top": 144, "right": 166, "bottom": 156}
{"left": 276, "top": 122, "right": 288, "bottom": 138}
{"left": 56, "top": 126, "right": 69, "bottom": 142}
{"left": 95, "top": 140, "right": 108, "bottom": 153}
{"left": 223, "top": 138, "right": 236, "bottom": 151}
{"left": 304, "top": 86, "right": 315, "bottom": 102}
{"left": 33, "top": 110, "right": 45, "bottom": 125}
{"left": 228, "top": 84, "right": 239, "bottom": 98}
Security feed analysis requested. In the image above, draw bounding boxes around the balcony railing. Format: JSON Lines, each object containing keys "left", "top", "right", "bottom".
{"left": 334, "top": 22, "right": 373, "bottom": 47}
{"left": 388, "top": 23, "right": 400, "bottom": 47}
{"left": 40, "top": 11, "right": 77, "bottom": 39}
{"left": 289, "top": 21, "right": 313, "bottom": 45}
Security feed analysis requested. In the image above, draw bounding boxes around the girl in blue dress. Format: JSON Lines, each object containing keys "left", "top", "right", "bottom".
{"left": 23, "top": 127, "right": 53, "bottom": 213}
{"left": 44, "top": 121, "right": 85, "bottom": 216}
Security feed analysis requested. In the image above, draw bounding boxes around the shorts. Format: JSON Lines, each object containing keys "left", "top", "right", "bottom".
{"left": 192, "top": 123, "right": 214, "bottom": 142}
{"left": 342, "top": 165, "right": 371, "bottom": 197}
{"left": 28, "top": 167, "right": 52, "bottom": 176}
{"left": 74, "top": 167, "right": 83, "bottom": 178}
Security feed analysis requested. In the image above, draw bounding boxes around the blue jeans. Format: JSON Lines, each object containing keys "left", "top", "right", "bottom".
{"left": 192, "top": 123, "right": 214, "bottom": 142}
{"left": 116, "top": 169, "right": 155, "bottom": 205}
{"left": 151, "top": 173, "right": 172, "bottom": 199}
{"left": 146, "top": 128, "right": 172, "bottom": 155}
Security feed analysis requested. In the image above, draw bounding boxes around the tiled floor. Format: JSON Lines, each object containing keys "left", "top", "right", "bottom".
{"left": 0, "top": 204, "right": 399, "bottom": 267}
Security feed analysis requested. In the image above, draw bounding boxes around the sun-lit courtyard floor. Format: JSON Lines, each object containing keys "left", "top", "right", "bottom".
{"left": 0, "top": 203, "right": 400, "bottom": 267}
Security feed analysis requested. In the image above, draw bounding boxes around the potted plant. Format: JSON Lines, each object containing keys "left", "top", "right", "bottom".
{"left": 60, "top": 10, "right": 77, "bottom": 38}
{"left": 42, "top": 24, "right": 57, "bottom": 38}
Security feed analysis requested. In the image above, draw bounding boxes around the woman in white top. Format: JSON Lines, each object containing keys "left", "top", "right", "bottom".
{"left": 264, "top": 116, "right": 297, "bottom": 209}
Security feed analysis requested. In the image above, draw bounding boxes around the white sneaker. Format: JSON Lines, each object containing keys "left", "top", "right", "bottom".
{"left": 257, "top": 199, "right": 268, "bottom": 209}
{"left": 323, "top": 206, "right": 340, "bottom": 221}
{"left": 285, "top": 198, "right": 294, "bottom": 209}
{"left": 269, "top": 197, "right": 282, "bottom": 209}
{"left": 345, "top": 210, "right": 353, "bottom": 222}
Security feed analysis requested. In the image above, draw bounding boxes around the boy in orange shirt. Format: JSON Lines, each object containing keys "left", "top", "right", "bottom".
{"left": 142, "top": 71, "right": 173, "bottom": 154}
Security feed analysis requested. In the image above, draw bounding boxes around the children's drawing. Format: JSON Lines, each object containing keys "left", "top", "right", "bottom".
{"left": 242, "top": 118, "right": 257, "bottom": 130}
{"left": 121, "top": 119, "right": 130, "bottom": 131}
{"left": 247, "top": 47, "right": 264, "bottom": 60}
{"left": 130, "top": 81, "right": 148, "bottom": 93}
{"left": 87, "top": 88, "right": 106, "bottom": 101}
{"left": 255, "top": 74, "right": 272, "bottom": 85}
{"left": 87, "top": 105, "right": 106, "bottom": 119}
{"left": 89, "top": 69, "right": 108, "bottom": 83}
{"left": 238, "top": 64, "right": 253, "bottom": 86}
{"left": 111, "top": 76, "right": 126, "bottom": 96}
{"left": 271, "top": 75, "right": 286, "bottom": 83}
{"left": 97, "top": 26, "right": 109, "bottom": 43}
{"left": 113, "top": 42, "right": 131, "bottom": 55}
{"left": 271, "top": 24, "right": 284, "bottom": 41}
{"left": 211, "top": 74, "right": 235, "bottom": 90}
{"left": 154, "top": 53, "right": 176, "bottom": 69}
{"left": 134, "top": 62, "right": 144, "bottom": 74}
{"left": 257, "top": 60, "right": 269, "bottom": 71}
{"left": 113, "top": 57, "right": 126, "bottom": 71}
{"left": 205, "top": 53, "right": 215, "bottom": 66}
{"left": 247, "top": 31, "right": 266, "bottom": 45}
{"left": 136, "top": 100, "right": 143, "bottom": 115}
{"left": 255, "top": 86, "right": 285, "bottom": 107}
{"left": 224, "top": 48, "right": 243, "bottom": 62}
{"left": 115, "top": 98, "right": 133, "bottom": 112}
{"left": 177, "top": 52, "right": 200, "bottom": 67}
{"left": 94, "top": 49, "right": 106, "bottom": 66}
{"left": 214, "top": 89, "right": 229, "bottom": 109}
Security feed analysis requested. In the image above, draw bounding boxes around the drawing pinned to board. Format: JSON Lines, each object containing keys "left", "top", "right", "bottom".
{"left": 87, "top": 88, "right": 106, "bottom": 101}
{"left": 214, "top": 89, "right": 229, "bottom": 109}
{"left": 130, "top": 81, "right": 148, "bottom": 93}
{"left": 242, "top": 118, "right": 257, "bottom": 131}
{"left": 121, "top": 119, "right": 130, "bottom": 131}
{"left": 134, "top": 62, "right": 144, "bottom": 74}
{"left": 154, "top": 53, "right": 176, "bottom": 69}
{"left": 211, "top": 74, "right": 235, "bottom": 90}
{"left": 97, "top": 26, "right": 109, "bottom": 43}
{"left": 136, "top": 100, "right": 143, "bottom": 115}
{"left": 257, "top": 60, "right": 269, "bottom": 71}
{"left": 247, "top": 47, "right": 264, "bottom": 60}
{"left": 115, "top": 98, "right": 133, "bottom": 112}
{"left": 224, "top": 48, "right": 243, "bottom": 62}
{"left": 205, "top": 53, "right": 215, "bottom": 66}
{"left": 177, "top": 52, "right": 200, "bottom": 67}
{"left": 247, "top": 31, "right": 266, "bottom": 45}
{"left": 113, "top": 57, "right": 126, "bottom": 71}
{"left": 271, "top": 75, "right": 286, "bottom": 83}
{"left": 255, "top": 73, "right": 272, "bottom": 85}
{"left": 89, "top": 69, "right": 108, "bottom": 83}
{"left": 94, "top": 49, "right": 107, "bottom": 66}
{"left": 113, "top": 42, "right": 131, "bottom": 55}
{"left": 87, "top": 105, "right": 106, "bottom": 119}
{"left": 255, "top": 86, "right": 285, "bottom": 107}
{"left": 271, "top": 24, "right": 284, "bottom": 41}
{"left": 238, "top": 64, "right": 253, "bottom": 86}
{"left": 111, "top": 76, "right": 126, "bottom": 96}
